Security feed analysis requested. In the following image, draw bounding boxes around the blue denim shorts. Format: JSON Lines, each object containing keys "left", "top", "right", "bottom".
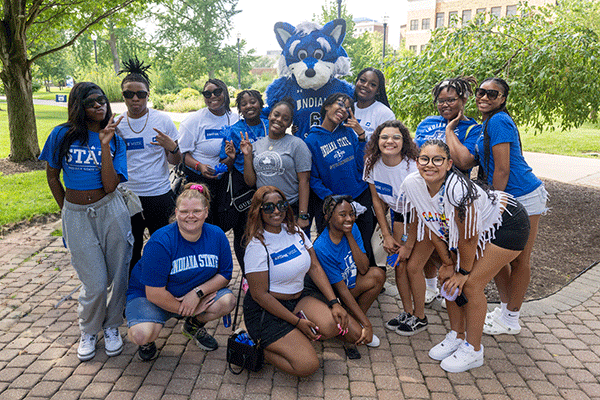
{"left": 125, "top": 287, "right": 233, "bottom": 327}
{"left": 515, "top": 183, "right": 549, "bottom": 216}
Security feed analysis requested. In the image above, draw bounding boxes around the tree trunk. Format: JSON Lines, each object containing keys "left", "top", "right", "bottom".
{"left": 107, "top": 23, "right": 120, "bottom": 73}
{"left": 0, "top": 7, "right": 40, "bottom": 162}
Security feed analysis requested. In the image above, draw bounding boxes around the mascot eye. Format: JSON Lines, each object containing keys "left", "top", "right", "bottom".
{"left": 313, "top": 49, "right": 324, "bottom": 60}
{"left": 298, "top": 50, "right": 308, "bottom": 60}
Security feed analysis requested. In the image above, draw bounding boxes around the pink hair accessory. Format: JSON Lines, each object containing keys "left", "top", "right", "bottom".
{"left": 190, "top": 184, "right": 203, "bottom": 192}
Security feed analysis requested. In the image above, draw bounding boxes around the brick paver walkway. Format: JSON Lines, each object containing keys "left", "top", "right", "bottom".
{"left": 1, "top": 220, "right": 599, "bottom": 400}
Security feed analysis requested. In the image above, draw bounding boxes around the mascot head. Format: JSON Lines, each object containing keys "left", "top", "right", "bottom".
{"left": 274, "top": 19, "right": 351, "bottom": 91}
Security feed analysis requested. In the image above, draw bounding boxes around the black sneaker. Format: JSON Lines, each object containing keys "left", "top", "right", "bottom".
{"left": 193, "top": 326, "right": 218, "bottom": 351}
{"left": 396, "top": 315, "right": 428, "bottom": 336}
{"left": 138, "top": 342, "right": 157, "bottom": 361}
{"left": 182, "top": 317, "right": 202, "bottom": 340}
{"left": 385, "top": 311, "right": 411, "bottom": 331}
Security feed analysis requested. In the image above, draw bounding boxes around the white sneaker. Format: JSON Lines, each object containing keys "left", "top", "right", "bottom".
{"left": 485, "top": 307, "right": 501, "bottom": 322}
{"left": 440, "top": 342, "right": 484, "bottom": 373}
{"left": 429, "top": 331, "right": 464, "bottom": 361}
{"left": 425, "top": 287, "right": 440, "bottom": 304}
{"left": 483, "top": 315, "right": 521, "bottom": 335}
{"left": 366, "top": 334, "right": 380, "bottom": 347}
{"left": 104, "top": 327, "right": 124, "bottom": 357}
{"left": 78, "top": 332, "right": 97, "bottom": 361}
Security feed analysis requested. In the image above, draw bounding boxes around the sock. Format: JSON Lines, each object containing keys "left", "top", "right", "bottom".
{"left": 504, "top": 310, "right": 520, "bottom": 327}
{"left": 426, "top": 277, "right": 438, "bottom": 290}
{"left": 500, "top": 302, "right": 508, "bottom": 313}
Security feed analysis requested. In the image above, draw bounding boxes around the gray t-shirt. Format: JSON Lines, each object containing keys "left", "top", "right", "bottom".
{"left": 252, "top": 134, "right": 312, "bottom": 204}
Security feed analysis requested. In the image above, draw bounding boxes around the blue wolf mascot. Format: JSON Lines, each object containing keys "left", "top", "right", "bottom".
{"left": 265, "top": 19, "right": 354, "bottom": 139}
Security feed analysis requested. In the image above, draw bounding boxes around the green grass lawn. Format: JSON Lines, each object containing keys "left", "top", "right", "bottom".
{"left": 32, "top": 87, "right": 70, "bottom": 101}
{"left": 0, "top": 101, "right": 598, "bottom": 228}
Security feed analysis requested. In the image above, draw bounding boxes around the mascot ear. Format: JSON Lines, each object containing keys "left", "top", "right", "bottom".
{"left": 274, "top": 22, "right": 296, "bottom": 49}
{"left": 322, "top": 19, "right": 346, "bottom": 46}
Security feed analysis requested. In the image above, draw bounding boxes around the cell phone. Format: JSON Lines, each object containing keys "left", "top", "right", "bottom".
{"left": 296, "top": 310, "right": 317, "bottom": 334}
{"left": 455, "top": 293, "right": 468, "bottom": 307}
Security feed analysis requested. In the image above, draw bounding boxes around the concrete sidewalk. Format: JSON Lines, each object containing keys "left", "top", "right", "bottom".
{"left": 1, "top": 220, "right": 599, "bottom": 400}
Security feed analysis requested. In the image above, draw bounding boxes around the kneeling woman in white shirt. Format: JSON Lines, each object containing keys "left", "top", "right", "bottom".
{"left": 400, "top": 140, "right": 530, "bottom": 373}
{"left": 244, "top": 186, "right": 368, "bottom": 377}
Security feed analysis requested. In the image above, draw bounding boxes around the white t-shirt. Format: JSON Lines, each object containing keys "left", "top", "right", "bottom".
{"left": 363, "top": 158, "right": 418, "bottom": 213}
{"left": 117, "top": 108, "right": 179, "bottom": 196}
{"left": 354, "top": 101, "right": 395, "bottom": 141}
{"left": 244, "top": 225, "right": 313, "bottom": 295}
{"left": 178, "top": 108, "right": 239, "bottom": 166}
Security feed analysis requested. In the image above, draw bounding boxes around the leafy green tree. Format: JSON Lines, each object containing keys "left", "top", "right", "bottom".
{"left": 385, "top": 2, "right": 600, "bottom": 132}
{"left": 0, "top": 0, "right": 140, "bottom": 161}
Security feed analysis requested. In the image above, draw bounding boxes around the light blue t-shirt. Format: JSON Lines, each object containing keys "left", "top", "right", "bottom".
{"left": 126, "top": 222, "right": 233, "bottom": 301}
{"left": 313, "top": 224, "right": 365, "bottom": 289}
{"left": 39, "top": 125, "right": 128, "bottom": 190}
{"left": 220, "top": 118, "right": 269, "bottom": 173}
{"left": 474, "top": 111, "right": 541, "bottom": 197}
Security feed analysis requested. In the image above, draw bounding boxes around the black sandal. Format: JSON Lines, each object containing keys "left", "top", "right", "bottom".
{"left": 344, "top": 344, "right": 361, "bottom": 360}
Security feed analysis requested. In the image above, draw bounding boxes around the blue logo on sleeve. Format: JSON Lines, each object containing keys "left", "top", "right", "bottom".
{"left": 374, "top": 180, "right": 393, "bottom": 196}
{"left": 270, "top": 245, "right": 302, "bottom": 265}
{"left": 125, "top": 137, "right": 144, "bottom": 150}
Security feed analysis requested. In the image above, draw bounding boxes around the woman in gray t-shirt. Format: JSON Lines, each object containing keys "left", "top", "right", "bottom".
{"left": 240, "top": 99, "right": 312, "bottom": 230}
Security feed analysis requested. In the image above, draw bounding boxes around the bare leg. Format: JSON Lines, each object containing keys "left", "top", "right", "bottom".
{"left": 462, "top": 244, "right": 521, "bottom": 351}
{"left": 394, "top": 260, "right": 413, "bottom": 314}
{"left": 264, "top": 329, "right": 320, "bottom": 377}
{"left": 506, "top": 215, "right": 540, "bottom": 312}
{"left": 194, "top": 293, "right": 236, "bottom": 323}
{"left": 406, "top": 238, "right": 435, "bottom": 320}
{"left": 128, "top": 322, "right": 163, "bottom": 346}
{"left": 445, "top": 300, "right": 466, "bottom": 339}
{"left": 350, "top": 267, "right": 386, "bottom": 314}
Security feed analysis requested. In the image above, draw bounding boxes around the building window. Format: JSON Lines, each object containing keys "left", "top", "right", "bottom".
{"left": 410, "top": 19, "right": 419, "bottom": 31}
{"left": 491, "top": 6, "right": 502, "bottom": 18}
{"left": 506, "top": 5, "right": 517, "bottom": 16}
{"left": 448, "top": 11, "right": 458, "bottom": 26}
{"left": 422, "top": 18, "right": 430, "bottom": 30}
{"left": 436, "top": 12, "right": 444, "bottom": 28}
{"left": 462, "top": 10, "right": 472, "bottom": 26}
{"left": 475, "top": 8, "right": 486, "bottom": 25}
{"left": 409, "top": 45, "right": 417, "bottom": 53}
{"left": 420, "top": 44, "right": 427, "bottom": 54}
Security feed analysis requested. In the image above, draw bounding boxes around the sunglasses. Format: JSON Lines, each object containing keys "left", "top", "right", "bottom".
{"left": 82, "top": 95, "right": 108, "bottom": 109}
{"left": 417, "top": 155, "right": 447, "bottom": 166}
{"left": 202, "top": 88, "right": 224, "bottom": 98}
{"left": 475, "top": 88, "right": 503, "bottom": 100}
{"left": 122, "top": 90, "right": 148, "bottom": 99}
{"left": 261, "top": 200, "right": 289, "bottom": 214}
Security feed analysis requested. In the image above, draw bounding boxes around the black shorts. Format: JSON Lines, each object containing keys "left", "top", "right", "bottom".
{"left": 243, "top": 291, "right": 302, "bottom": 348}
{"left": 490, "top": 200, "right": 530, "bottom": 251}
{"left": 392, "top": 210, "right": 410, "bottom": 223}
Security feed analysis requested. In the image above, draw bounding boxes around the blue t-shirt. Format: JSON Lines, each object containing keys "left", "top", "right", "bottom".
{"left": 219, "top": 117, "right": 269, "bottom": 173}
{"left": 39, "top": 125, "right": 128, "bottom": 190}
{"left": 305, "top": 124, "right": 368, "bottom": 200}
{"left": 265, "top": 76, "right": 354, "bottom": 140}
{"left": 127, "top": 222, "right": 233, "bottom": 301}
{"left": 313, "top": 224, "right": 365, "bottom": 289}
{"left": 474, "top": 112, "right": 541, "bottom": 197}
{"left": 414, "top": 115, "right": 481, "bottom": 153}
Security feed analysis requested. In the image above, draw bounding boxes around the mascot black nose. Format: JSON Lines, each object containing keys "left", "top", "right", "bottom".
{"left": 305, "top": 69, "right": 316, "bottom": 78}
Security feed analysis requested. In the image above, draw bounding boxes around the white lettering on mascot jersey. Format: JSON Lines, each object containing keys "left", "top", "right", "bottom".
{"left": 265, "top": 19, "right": 354, "bottom": 140}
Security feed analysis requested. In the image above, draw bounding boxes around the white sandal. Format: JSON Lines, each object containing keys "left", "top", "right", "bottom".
{"left": 483, "top": 315, "right": 521, "bottom": 335}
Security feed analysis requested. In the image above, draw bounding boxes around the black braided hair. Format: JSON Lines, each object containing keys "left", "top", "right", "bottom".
{"left": 235, "top": 89, "right": 264, "bottom": 113}
{"left": 272, "top": 96, "right": 296, "bottom": 117}
{"left": 354, "top": 67, "right": 391, "bottom": 108}
{"left": 432, "top": 76, "right": 477, "bottom": 104}
{"left": 119, "top": 56, "right": 151, "bottom": 90}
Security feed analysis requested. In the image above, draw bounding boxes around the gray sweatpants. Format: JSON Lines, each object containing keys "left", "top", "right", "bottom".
{"left": 62, "top": 191, "right": 133, "bottom": 334}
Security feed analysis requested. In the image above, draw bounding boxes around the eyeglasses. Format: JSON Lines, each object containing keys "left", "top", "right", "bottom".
{"left": 436, "top": 97, "right": 458, "bottom": 106}
{"left": 122, "top": 90, "right": 148, "bottom": 99}
{"left": 475, "top": 88, "right": 503, "bottom": 100}
{"left": 177, "top": 208, "right": 206, "bottom": 217}
{"left": 380, "top": 134, "right": 403, "bottom": 141}
{"left": 417, "top": 155, "right": 447, "bottom": 166}
{"left": 202, "top": 88, "right": 224, "bottom": 98}
{"left": 261, "top": 200, "right": 289, "bottom": 214}
{"left": 82, "top": 95, "right": 108, "bottom": 109}
{"left": 336, "top": 100, "right": 351, "bottom": 113}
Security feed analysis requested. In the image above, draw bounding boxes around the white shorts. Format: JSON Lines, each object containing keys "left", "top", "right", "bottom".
{"left": 516, "top": 183, "right": 548, "bottom": 216}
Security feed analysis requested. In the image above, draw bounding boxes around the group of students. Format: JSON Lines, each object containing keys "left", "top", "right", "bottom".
{"left": 40, "top": 58, "right": 546, "bottom": 376}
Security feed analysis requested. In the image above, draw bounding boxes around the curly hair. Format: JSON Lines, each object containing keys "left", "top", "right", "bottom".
{"left": 119, "top": 56, "right": 151, "bottom": 90}
{"left": 353, "top": 67, "right": 390, "bottom": 108}
{"left": 243, "top": 186, "right": 301, "bottom": 247}
{"left": 58, "top": 82, "right": 113, "bottom": 163}
{"left": 363, "top": 120, "right": 419, "bottom": 178}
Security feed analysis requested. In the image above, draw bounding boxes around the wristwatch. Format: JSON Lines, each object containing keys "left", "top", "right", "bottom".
{"left": 327, "top": 298, "right": 341, "bottom": 308}
{"left": 195, "top": 288, "right": 205, "bottom": 298}
{"left": 170, "top": 144, "right": 180, "bottom": 154}
{"left": 458, "top": 267, "right": 471, "bottom": 276}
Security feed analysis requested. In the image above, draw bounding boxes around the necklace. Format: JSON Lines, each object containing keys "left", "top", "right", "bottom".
{"left": 127, "top": 110, "right": 149, "bottom": 134}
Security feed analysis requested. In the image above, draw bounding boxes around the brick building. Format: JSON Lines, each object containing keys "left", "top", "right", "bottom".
{"left": 404, "top": 0, "right": 557, "bottom": 54}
